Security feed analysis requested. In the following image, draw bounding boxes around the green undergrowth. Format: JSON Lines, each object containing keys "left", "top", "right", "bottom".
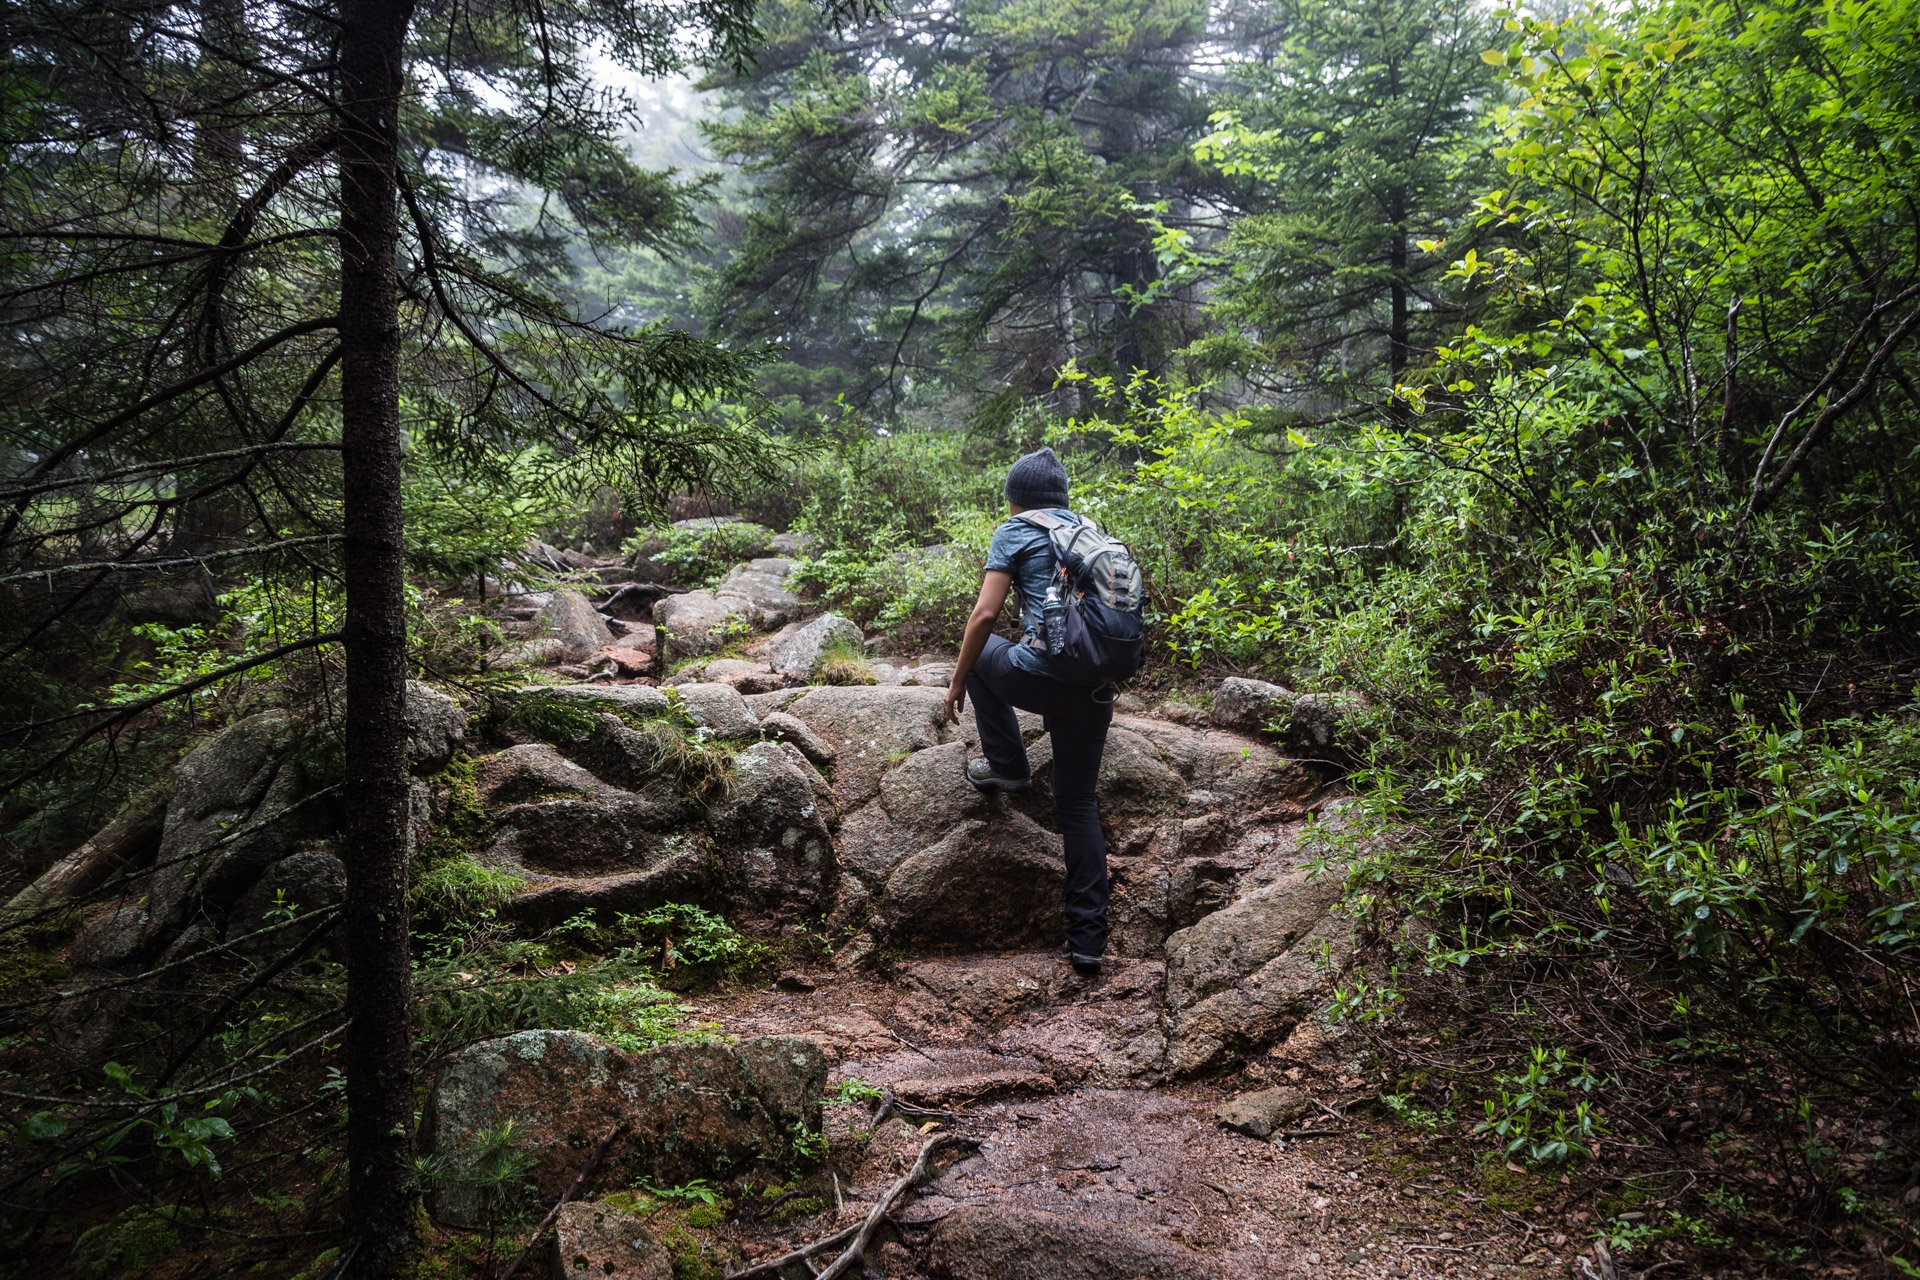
{"left": 412, "top": 905, "right": 762, "bottom": 1057}
{"left": 627, "top": 520, "right": 775, "bottom": 587}
{"left": 502, "top": 685, "right": 737, "bottom": 801}
{"left": 812, "top": 631, "right": 875, "bottom": 686}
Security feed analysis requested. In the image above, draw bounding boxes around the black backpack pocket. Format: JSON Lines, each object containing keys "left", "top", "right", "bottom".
{"left": 1061, "top": 592, "right": 1145, "bottom": 684}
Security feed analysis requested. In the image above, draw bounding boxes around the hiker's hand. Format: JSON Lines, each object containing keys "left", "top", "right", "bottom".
{"left": 944, "top": 680, "right": 966, "bottom": 724}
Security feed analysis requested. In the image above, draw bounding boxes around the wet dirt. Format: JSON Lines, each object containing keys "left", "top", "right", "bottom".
{"left": 685, "top": 952, "right": 1574, "bottom": 1280}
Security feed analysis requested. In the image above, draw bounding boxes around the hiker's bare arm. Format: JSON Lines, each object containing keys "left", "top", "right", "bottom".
{"left": 946, "top": 570, "right": 1013, "bottom": 724}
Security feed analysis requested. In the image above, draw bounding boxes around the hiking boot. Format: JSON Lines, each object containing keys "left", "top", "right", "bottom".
{"left": 1059, "top": 943, "right": 1103, "bottom": 977}
{"left": 965, "top": 757, "right": 1033, "bottom": 793}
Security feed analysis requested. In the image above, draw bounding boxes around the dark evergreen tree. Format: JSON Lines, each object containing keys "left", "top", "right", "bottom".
{"left": 699, "top": 0, "right": 1226, "bottom": 425}
{"left": 1190, "top": 0, "right": 1499, "bottom": 420}
{"left": 0, "top": 0, "right": 814, "bottom": 1268}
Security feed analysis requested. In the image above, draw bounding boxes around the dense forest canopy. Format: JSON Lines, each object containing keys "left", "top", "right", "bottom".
{"left": 2, "top": 0, "right": 1919, "bottom": 1274}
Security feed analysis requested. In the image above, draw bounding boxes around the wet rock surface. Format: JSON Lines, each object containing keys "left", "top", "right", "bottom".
{"left": 548, "top": 1201, "right": 672, "bottom": 1280}
{"left": 535, "top": 588, "right": 615, "bottom": 662}
{"left": 927, "top": 1203, "right": 1216, "bottom": 1279}
{"left": 659, "top": 946, "right": 1563, "bottom": 1280}
{"left": 51, "top": 666, "right": 1560, "bottom": 1280}
{"left": 875, "top": 814, "right": 1067, "bottom": 949}
{"left": 69, "top": 710, "right": 325, "bottom": 975}
{"left": 652, "top": 589, "right": 755, "bottom": 659}
{"left": 1163, "top": 829, "right": 1353, "bottom": 1077}
{"left": 424, "top": 1030, "right": 825, "bottom": 1227}
{"left": 405, "top": 679, "right": 467, "bottom": 773}
{"left": 768, "top": 612, "right": 864, "bottom": 679}
{"left": 706, "top": 741, "right": 835, "bottom": 924}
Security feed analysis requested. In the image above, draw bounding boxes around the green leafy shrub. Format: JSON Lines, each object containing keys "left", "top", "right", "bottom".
{"left": 635, "top": 520, "right": 774, "bottom": 585}
{"left": 414, "top": 919, "right": 711, "bottom": 1053}
{"left": 1046, "top": 367, "right": 1313, "bottom": 671}
{"left": 616, "top": 903, "right": 766, "bottom": 972}
{"left": 790, "top": 421, "right": 1003, "bottom": 552}
{"left": 418, "top": 1120, "right": 538, "bottom": 1235}
{"left": 794, "top": 509, "right": 997, "bottom": 641}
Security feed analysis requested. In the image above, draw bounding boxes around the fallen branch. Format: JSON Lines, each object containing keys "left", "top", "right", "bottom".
{"left": 1274, "top": 1126, "right": 1347, "bottom": 1139}
{"left": 814, "top": 1133, "right": 979, "bottom": 1280}
{"left": 725, "top": 1223, "right": 864, "bottom": 1280}
{"left": 883, "top": 1026, "right": 938, "bottom": 1061}
{"left": 498, "top": 1123, "right": 624, "bottom": 1280}
{"left": 869, "top": 1086, "right": 954, "bottom": 1130}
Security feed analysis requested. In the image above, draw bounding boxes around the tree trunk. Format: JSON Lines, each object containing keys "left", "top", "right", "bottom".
{"left": 0, "top": 787, "right": 167, "bottom": 921}
{"left": 336, "top": 0, "right": 419, "bottom": 1274}
{"left": 1388, "top": 187, "right": 1408, "bottom": 384}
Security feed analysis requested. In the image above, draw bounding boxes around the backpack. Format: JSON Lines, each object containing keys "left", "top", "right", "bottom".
{"left": 1012, "top": 510, "right": 1148, "bottom": 686}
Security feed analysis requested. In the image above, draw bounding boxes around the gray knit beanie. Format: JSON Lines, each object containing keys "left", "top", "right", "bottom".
{"left": 1005, "top": 446, "right": 1070, "bottom": 509}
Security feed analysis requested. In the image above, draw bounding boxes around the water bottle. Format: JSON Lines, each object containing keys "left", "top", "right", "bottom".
{"left": 1042, "top": 581, "right": 1067, "bottom": 654}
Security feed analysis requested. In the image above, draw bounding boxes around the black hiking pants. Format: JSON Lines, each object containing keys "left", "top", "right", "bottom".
{"left": 966, "top": 634, "right": 1113, "bottom": 957}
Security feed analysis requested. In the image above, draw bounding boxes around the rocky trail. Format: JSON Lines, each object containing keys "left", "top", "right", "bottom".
{"left": 653, "top": 956, "right": 1579, "bottom": 1280}
{"left": 28, "top": 530, "right": 1592, "bottom": 1279}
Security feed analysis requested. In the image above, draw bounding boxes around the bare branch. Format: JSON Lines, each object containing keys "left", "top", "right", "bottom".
{"left": 0, "top": 535, "right": 342, "bottom": 586}
{"left": 1, "top": 632, "right": 343, "bottom": 791}
{"left": 0, "top": 315, "right": 340, "bottom": 542}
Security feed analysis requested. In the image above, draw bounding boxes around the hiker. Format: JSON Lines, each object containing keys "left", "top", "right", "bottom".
{"left": 944, "top": 446, "right": 1145, "bottom": 977}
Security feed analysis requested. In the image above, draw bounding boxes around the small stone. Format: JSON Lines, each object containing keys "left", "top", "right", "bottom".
{"left": 602, "top": 646, "right": 653, "bottom": 677}
{"left": 758, "top": 711, "right": 836, "bottom": 766}
{"left": 733, "top": 670, "right": 786, "bottom": 695}
{"left": 1213, "top": 1086, "right": 1312, "bottom": 1139}
{"left": 675, "top": 682, "right": 759, "bottom": 739}
{"left": 775, "top": 972, "right": 816, "bottom": 992}
{"left": 1210, "top": 676, "right": 1293, "bottom": 733}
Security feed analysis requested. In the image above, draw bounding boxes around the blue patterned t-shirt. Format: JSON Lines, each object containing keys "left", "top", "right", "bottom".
{"left": 983, "top": 508, "right": 1089, "bottom": 681}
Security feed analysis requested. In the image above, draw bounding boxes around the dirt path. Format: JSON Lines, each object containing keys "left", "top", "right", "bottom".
{"left": 684, "top": 951, "right": 1576, "bottom": 1280}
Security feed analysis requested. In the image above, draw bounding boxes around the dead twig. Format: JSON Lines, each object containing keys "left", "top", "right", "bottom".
{"left": 498, "top": 1123, "right": 623, "bottom": 1280}
{"left": 869, "top": 1086, "right": 954, "bottom": 1130}
{"left": 884, "top": 1026, "right": 938, "bottom": 1061}
{"left": 1274, "top": 1126, "right": 1347, "bottom": 1139}
{"left": 814, "top": 1133, "right": 980, "bottom": 1280}
{"left": 724, "top": 1223, "right": 863, "bottom": 1280}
